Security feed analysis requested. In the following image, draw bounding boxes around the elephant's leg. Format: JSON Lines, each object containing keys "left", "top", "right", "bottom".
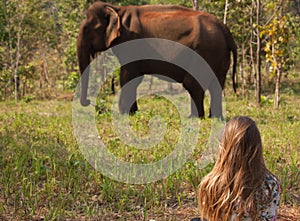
{"left": 183, "top": 77, "right": 205, "bottom": 118}
{"left": 190, "top": 89, "right": 205, "bottom": 118}
{"left": 208, "top": 79, "right": 223, "bottom": 119}
{"left": 208, "top": 69, "right": 226, "bottom": 119}
{"left": 119, "top": 68, "right": 142, "bottom": 115}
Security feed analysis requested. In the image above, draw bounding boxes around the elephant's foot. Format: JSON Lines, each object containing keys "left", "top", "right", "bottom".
{"left": 208, "top": 109, "right": 224, "bottom": 120}
{"left": 119, "top": 108, "right": 138, "bottom": 115}
{"left": 128, "top": 107, "right": 138, "bottom": 115}
{"left": 190, "top": 104, "right": 205, "bottom": 119}
{"left": 119, "top": 102, "right": 138, "bottom": 115}
{"left": 189, "top": 112, "right": 205, "bottom": 119}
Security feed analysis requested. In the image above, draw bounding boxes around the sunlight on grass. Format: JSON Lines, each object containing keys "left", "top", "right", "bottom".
{"left": 0, "top": 78, "right": 299, "bottom": 219}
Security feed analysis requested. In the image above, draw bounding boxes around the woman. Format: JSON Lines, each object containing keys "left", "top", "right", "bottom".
{"left": 197, "top": 116, "right": 281, "bottom": 221}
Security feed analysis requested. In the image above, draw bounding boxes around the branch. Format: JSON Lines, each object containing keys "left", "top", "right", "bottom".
{"left": 264, "top": 0, "right": 284, "bottom": 26}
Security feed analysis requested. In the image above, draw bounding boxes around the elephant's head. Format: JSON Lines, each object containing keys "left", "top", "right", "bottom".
{"left": 76, "top": 2, "right": 121, "bottom": 106}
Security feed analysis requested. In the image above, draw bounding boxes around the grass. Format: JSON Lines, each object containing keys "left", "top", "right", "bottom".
{"left": 0, "top": 75, "right": 299, "bottom": 220}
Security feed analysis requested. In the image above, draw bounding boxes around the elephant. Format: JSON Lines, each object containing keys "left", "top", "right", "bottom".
{"left": 77, "top": 1, "right": 237, "bottom": 118}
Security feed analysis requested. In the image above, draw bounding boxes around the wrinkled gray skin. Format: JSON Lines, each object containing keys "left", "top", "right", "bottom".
{"left": 77, "top": 1, "right": 237, "bottom": 118}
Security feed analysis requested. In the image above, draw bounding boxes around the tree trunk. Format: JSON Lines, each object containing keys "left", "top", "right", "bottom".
{"left": 191, "top": 0, "right": 199, "bottom": 10}
{"left": 241, "top": 7, "right": 246, "bottom": 96}
{"left": 223, "top": 0, "right": 229, "bottom": 24}
{"left": 274, "top": 67, "right": 281, "bottom": 109}
{"left": 249, "top": 2, "right": 255, "bottom": 85}
{"left": 14, "top": 14, "right": 24, "bottom": 102}
{"left": 255, "top": 0, "right": 261, "bottom": 106}
{"left": 241, "top": 42, "right": 246, "bottom": 96}
{"left": 272, "top": 40, "right": 282, "bottom": 109}
{"left": 14, "top": 70, "right": 19, "bottom": 102}
{"left": 149, "top": 76, "right": 153, "bottom": 91}
{"left": 274, "top": 0, "right": 285, "bottom": 109}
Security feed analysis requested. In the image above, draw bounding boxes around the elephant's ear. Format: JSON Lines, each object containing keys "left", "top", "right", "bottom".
{"left": 105, "top": 6, "right": 120, "bottom": 48}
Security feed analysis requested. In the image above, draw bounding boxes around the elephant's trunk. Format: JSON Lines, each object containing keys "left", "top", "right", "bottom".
{"left": 77, "top": 21, "right": 92, "bottom": 106}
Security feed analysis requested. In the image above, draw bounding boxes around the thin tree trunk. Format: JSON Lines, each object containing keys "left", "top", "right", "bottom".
{"left": 14, "top": 67, "right": 19, "bottom": 102}
{"left": 241, "top": 42, "right": 246, "bottom": 96}
{"left": 168, "top": 82, "right": 173, "bottom": 91}
{"left": 4, "top": 0, "right": 16, "bottom": 100}
{"left": 4, "top": 0, "right": 25, "bottom": 102}
{"left": 274, "top": 67, "right": 281, "bottom": 109}
{"left": 274, "top": 1, "right": 285, "bottom": 109}
{"left": 42, "top": 50, "right": 50, "bottom": 85}
{"left": 191, "top": 0, "right": 199, "bottom": 10}
{"left": 249, "top": 2, "right": 255, "bottom": 85}
{"left": 223, "top": 0, "right": 229, "bottom": 24}
{"left": 272, "top": 41, "right": 282, "bottom": 109}
{"left": 149, "top": 76, "right": 153, "bottom": 91}
{"left": 14, "top": 13, "right": 25, "bottom": 102}
{"left": 255, "top": 0, "right": 261, "bottom": 106}
{"left": 23, "top": 78, "right": 26, "bottom": 97}
{"left": 241, "top": 4, "right": 246, "bottom": 96}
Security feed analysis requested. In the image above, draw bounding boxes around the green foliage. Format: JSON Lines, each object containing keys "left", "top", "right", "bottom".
{"left": 0, "top": 2, "right": 8, "bottom": 44}
{"left": 55, "top": 0, "right": 86, "bottom": 71}
{"left": 0, "top": 0, "right": 64, "bottom": 100}
{"left": 65, "top": 71, "right": 80, "bottom": 90}
{"left": 150, "top": 0, "right": 192, "bottom": 7}
{"left": 261, "top": 15, "right": 290, "bottom": 76}
{"left": 0, "top": 0, "right": 299, "bottom": 106}
{"left": 110, "top": 0, "right": 150, "bottom": 5}
{"left": 23, "top": 95, "right": 35, "bottom": 103}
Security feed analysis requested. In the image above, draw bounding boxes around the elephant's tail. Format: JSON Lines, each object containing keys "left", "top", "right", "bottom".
{"left": 222, "top": 24, "right": 237, "bottom": 93}
{"left": 231, "top": 42, "right": 237, "bottom": 93}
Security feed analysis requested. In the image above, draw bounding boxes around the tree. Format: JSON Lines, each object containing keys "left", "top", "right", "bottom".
{"left": 223, "top": 0, "right": 229, "bottom": 24}
{"left": 2, "top": 0, "right": 26, "bottom": 101}
{"left": 150, "top": 0, "right": 192, "bottom": 7}
{"left": 191, "top": 0, "right": 199, "bottom": 10}
{"left": 261, "top": 1, "right": 293, "bottom": 108}
{"left": 0, "top": 0, "right": 299, "bottom": 103}
{"left": 0, "top": 0, "right": 61, "bottom": 100}
{"left": 255, "top": 0, "right": 262, "bottom": 105}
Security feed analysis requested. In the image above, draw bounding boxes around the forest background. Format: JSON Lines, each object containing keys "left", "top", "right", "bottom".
{"left": 0, "top": 0, "right": 299, "bottom": 103}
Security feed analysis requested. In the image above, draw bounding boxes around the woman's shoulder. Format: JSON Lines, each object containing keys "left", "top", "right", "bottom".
{"left": 262, "top": 172, "right": 281, "bottom": 196}
{"left": 265, "top": 172, "right": 280, "bottom": 183}
{"left": 257, "top": 172, "right": 282, "bottom": 220}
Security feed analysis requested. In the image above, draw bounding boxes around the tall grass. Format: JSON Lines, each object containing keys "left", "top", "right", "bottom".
{"left": 0, "top": 76, "right": 299, "bottom": 220}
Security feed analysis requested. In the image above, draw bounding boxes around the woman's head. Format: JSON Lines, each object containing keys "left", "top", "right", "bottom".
{"left": 217, "top": 116, "right": 265, "bottom": 176}
{"left": 198, "top": 116, "right": 268, "bottom": 221}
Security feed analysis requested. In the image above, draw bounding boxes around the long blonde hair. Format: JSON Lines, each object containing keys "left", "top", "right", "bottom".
{"left": 198, "top": 116, "right": 269, "bottom": 221}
